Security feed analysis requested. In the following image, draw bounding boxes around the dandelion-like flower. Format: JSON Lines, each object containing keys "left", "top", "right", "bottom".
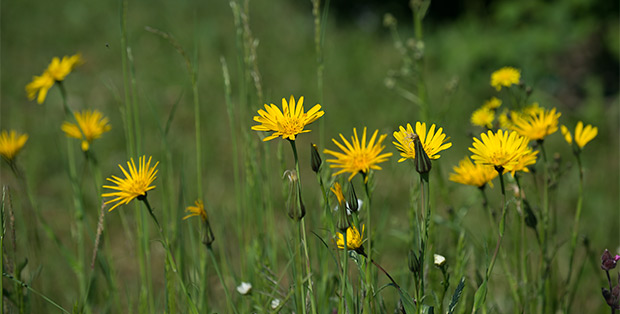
{"left": 470, "top": 107, "right": 495, "bottom": 129}
{"left": 510, "top": 107, "right": 561, "bottom": 141}
{"left": 491, "top": 67, "right": 521, "bottom": 91}
{"left": 449, "top": 157, "right": 498, "bottom": 188}
{"left": 25, "top": 53, "right": 82, "bottom": 104}
{"left": 336, "top": 225, "right": 364, "bottom": 250}
{"left": 0, "top": 130, "right": 28, "bottom": 162}
{"left": 102, "top": 156, "right": 159, "bottom": 211}
{"left": 251, "top": 95, "right": 324, "bottom": 141}
{"left": 330, "top": 182, "right": 345, "bottom": 205}
{"left": 469, "top": 129, "right": 531, "bottom": 172}
{"left": 505, "top": 148, "right": 538, "bottom": 176}
{"left": 324, "top": 127, "right": 392, "bottom": 181}
{"left": 61, "top": 109, "right": 111, "bottom": 151}
{"left": 561, "top": 122, "right": 598, "bottom": 150}
{"left": 482, "top": 97, "right": 502, "bottom": 110}
{"left": 392, "top": 122, "right": 451, "bottom": 162}
{"left": 183, "top": 199, "right": 207, "bottom": 222}
{"left": 25, "top": 72, "right": 55, "bottom": 104}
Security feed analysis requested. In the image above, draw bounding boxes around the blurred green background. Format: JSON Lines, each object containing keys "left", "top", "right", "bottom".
{"left": 1, "top": 0, "right": 618, "bottom": 312}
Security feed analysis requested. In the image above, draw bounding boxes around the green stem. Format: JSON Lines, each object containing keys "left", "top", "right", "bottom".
{"left": 363, "top": 177, "right": 374, "bottom": 313}
{"left": 141, "top": 197, "right": 200, "bottom": 314}
{"left": 538, "top": 141, "right": 550, "bottom": 312}
{"left": 3, "top": 273, "right": 71, "bottom": 314}
{"left": 339, "top": 229, "right": 348, "bottom": 314}
{"left": 565, "top": 153, "right": 583, "bottom": 285}
{"left": 419, "top": 172, "right": 429, "bottom": 300}
{"left": 208, "top": 247, "right": 239, "bottom": 314}
{"left": 487, "top": 169, "right": 506, "bottom": 279}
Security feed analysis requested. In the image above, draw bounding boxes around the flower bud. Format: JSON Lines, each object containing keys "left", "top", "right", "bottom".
{"left": 346, "top": 181, "right": 359, "bottom": 212}
{"left": 284, "top": 170, "right": 305, "bottom": 221}
{"left": 408, "top": 249, "right": 421, "bottom": 277}
{"left": 411, "top": 133, "right": 432, "bottom": 174}
{"left": 602, "top": 249, "right": 620, "bottom": 271}
{"left": 310, "top": 143, "right": 322, "bottom": 173}
{"left": 523, "top": 199, "right": 538, "bottom": 230}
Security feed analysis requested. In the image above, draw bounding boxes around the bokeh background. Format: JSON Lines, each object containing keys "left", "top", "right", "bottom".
{"left": 1, "top": 0, "right": 618, "bottom": 312}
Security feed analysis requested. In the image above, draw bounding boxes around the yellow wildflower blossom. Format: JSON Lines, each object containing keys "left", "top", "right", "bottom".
{"left": 0, "top": 130, "right": 28, "bottom": 162}
{"left": 61, "top": 109, "right": 111, "bottom": 151}
{"left": 392, "top": 122, "right": 451, "bottom": 162}
{"left": 336, "top": 225, "right": 364, "bottom": 250}
{"left": 102, "top": 156, "right": 159, "bottom": 211}
{"left": 491, "top": 67, "right": 521, "bottom": 91}
{"left": 561, "top": 121, "right": 598, "bottom": 150}
{"left": 251, "top": 95, "right": 324, "bottom": 141}
{"left": 449, "top": 157, "right": 498, "bottom": 188}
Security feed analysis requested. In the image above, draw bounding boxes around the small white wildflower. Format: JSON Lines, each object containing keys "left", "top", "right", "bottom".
{"left": 434, "top": 254, "right": 446, "bottom": 267}
{"left": 236, "top": 282, "right": 252, "bottom": 295}
{"left": 271, "top": 298, "right": 280, "bottom": 309}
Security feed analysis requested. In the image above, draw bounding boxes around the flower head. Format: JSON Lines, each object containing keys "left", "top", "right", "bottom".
{"left": 61, "top": 109, "right": 111, "bottom": 151}
{"left": 0, "top": 130, "right": 28, "bottom": 162}
{"left": 469, "top": 130, "right": 531, "bottom": 172}
{"left": 336, "top": 225, "right": 364, "bottom": 250}
{"left": 324, "top": 127, "right": 392, "bottom": 181}
{"left": 491, "top": 67, "right": 521, "bottom": 91}
{"left": 184, "top": 199, "right": 207, "bottom": 222}
{"left": 482, "top": 97, "right": 502, "bottom": 110}
{"left": 236, "top": 282, "right": 252, "bottom": 295}
{"left": 251, "top": 96, "right": 324, "bottom": 141}
{"left": 25, "top": 72, "right": 55, "bottom": 104}
{"left": 449, "top": 157, "right": 498, "bottom": 188}
{"left": 434, "top": 254, "right": 446, "bottom": 267}
{"left": 510, "top": 107, "right": 561, "bottom": 141}
{"left": 392, "top": 122, "right": 451, "bottom": 162}
{"left": 561, "top": 121, "right": 597, "bottom": 150}
{"left": 470, "top": 107, "right": 495, "bottom": 129}
{"left": 505, "top": 147, "right": 538, "bottom": 176}
{"left": 102, "top": 156, "right": 159, "bottom": 211}
{"left": 330, "top": 182, "right": 345, "bottom": 206}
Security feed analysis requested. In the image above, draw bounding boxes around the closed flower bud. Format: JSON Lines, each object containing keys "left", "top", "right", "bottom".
{"left": 602, "top": 249, "right": 620, "bottom": 271}
{"left": 408, "top": 249, "right": 421, "bottom": 277}
{"left": 346, "top": 181, "right": 359, "bottom": 212}
{"left": 284, "top": 170, "right": 305, "bottom": 221}
{"left": 310, "top": 143, "right": 322, "bottom": 173}
{"left": 523, "top": 199, "right": 538, "bottom": 230}
{"left": 411, "top": 133, "right": 432, "bottom": 174}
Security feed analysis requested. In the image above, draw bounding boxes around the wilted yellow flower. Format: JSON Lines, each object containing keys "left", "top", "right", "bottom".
{"left": 102, "top": 156, "right": 159, "bottom": 211}
{"left": 61, "top": 109, "right": 111, "bottom": 151}
{"left": 505, "top": 147, "right": 538, "bottom": 176}
{"left": 25, "top": 72, "right": 55, "bottom": 104}
{"left": 491, "top": 67, "right": 521, "bottom": 91}
{"left": 449, "top": 157, "right": 498, "bottom": 188}
{"left": 482, "top": 97, "right": 502, "bottom": 110}
{"left": 330, "top": 182, "right": 345, "bottom": 206}
{"left": 469, "top": 130, "right": 530, "bottom": 172}
{"left": 560, "top": 122, "right": 598, "bottom": 150}
{"left": 0, "top": 130, "right": 28, "bottom": 162}
{"left": 46, "top": 54, "right": 82, "bottom": 81}
{"left": 510, "top": 107, "right": 561, "bottom": 141}
{"left": 251, "top": 96, "right": 324, "bottom": 141}
{"left": 324, "top": 127, "right": 392, "bottom": 181}
{"left": 336, "top": 225, "right": 364, "bottom": 250}
{"left": 184, "top": 200, "right": 207, "bottom": 222}
{"left": 392, "top": 122, "right": 451, "bottom": 162}
{"left": 470, "top": 107, "right": 495, "bottom": 128}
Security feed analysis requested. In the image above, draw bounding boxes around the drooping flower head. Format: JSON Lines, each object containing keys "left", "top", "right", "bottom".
{"left": 336, "top": 225, "right": 364, "bottom": 250}
{"left": 560, "top": 122, "right": 598, "bottom": 151}
{"left": 25, "top": 53, "right": 82, "bottom": 104}
{"left": 251, "top": 96, "right": 324, "bottom": 141}
{"left": 0, "top": 130, "right": 28, "bottom": 162}
{"left": 470, "top": 107, "right": 495, "bottom": 129}
{"left": 102, "top": 156, "right": 159, "bottom": 211}
{"left": 491, "top": 67, "right": 521, "bottom": 91}
{"left": 510, "top": 107, "right": 561, "bottom": 141}
{"left": 324, "top": 127, "right": 392, "bottom": 181}
{"left": 392, "top": 122, "right": 451, "bottom": 162}
{"left": 449, "top": 157, "right": 498, "bottom": 188}
{"left": 469, "top": 129, "right": 531, "bottom": 172}
{"left": 184, "top": 199, "right": 208, "bottom": 222}
{"left": 61, "top": 109, "right": 111, "bottom": 151}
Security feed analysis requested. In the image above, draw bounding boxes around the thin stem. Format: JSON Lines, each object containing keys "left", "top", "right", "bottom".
{"left": 363, "top": 177, "right": 374, "bottom": 313}
{"left": 3, "top": 273, "right": 71, "bottom": 314}
{"left": 419, "top": 172, "right": 429, "bottom": 299}
{"left": 565, "top": 152, "right": 583, "bottom": 285}
{"left": 208, "top": 247, "right": 239, "bottom": 314}
{"left": 487, "top": 169, "right": 506, "bottom": 278}
{"left": 339, "top": 231, "right": 348, "bottom": 314}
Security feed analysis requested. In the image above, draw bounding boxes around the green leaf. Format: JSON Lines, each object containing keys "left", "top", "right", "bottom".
{"left": 448, "top": 277, "right": 466, "bottom": 314}
{"left": 472, "top": 279, "right": 487, "bottom": 313}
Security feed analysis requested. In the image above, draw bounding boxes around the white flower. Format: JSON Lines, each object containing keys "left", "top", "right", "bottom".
{"left": 434, "top": 254, "right": 446, "bottom": 267}
{"left": 236, "top": 282, "right": 252, "bottom": 295}
{"left": 271, "top": 298, "right": 281, "bottom": 309}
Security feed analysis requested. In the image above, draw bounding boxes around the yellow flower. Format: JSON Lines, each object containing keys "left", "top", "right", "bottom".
{"left": 102, "top": 156, "right": 159, "bottom": 211}
{"left": 251, "top": 95, "right": 324, "bottom": 141}
{"left": 560, "top": 122, "right": 598, "bottom": 150}
{"left": 46, "top": 54, "right": 82, "bottom": 81}
{"left": 498, "top": 109, "right": 513, "bottom": 129}
{"left": 324, "top": 127, "right": 392, "bottom": 181}
{"left": 61, "top": 109, "right": 111, "bottom": 151}
{"left": 469, "top": 129, "right": 530, "bottom": 171}
{"left": 25, "top": 72, "right": 55, "bottom": 104}
{"left": 482, "top": 97, "right": 502, "bottom": 110}
{"left": 505, "top": 148, "right": 538, "bottom": 176}
{"left": 392, "top": 122, "right": 451, "bottom": 162}
{"left": 0, "top": 130, "right": 28, "bottom": 162}
{"left": 470, "top": 107, "right": 495, "bottom": 128}
{"left": 491, "top": 67, "right": 520, "bottom": 91}
{"left": 330, "top": 182, "right": 345, "bottom": 206}
{"left": 183, "top": 200, "right": 208, "bottom": 222}
{"left": 522, "top": 102, "right": 544, "bottom": 116}
{"left": 336, "top": 225, "right": 364, "bottom": 250}
{"left": 510, "top": 107, "right": 561, "bottom": 141}
{"left": 449, "top": 157, "right": 498, "bottom": 188}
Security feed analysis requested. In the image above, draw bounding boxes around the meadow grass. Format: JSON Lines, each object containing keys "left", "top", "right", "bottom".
{"left": 0, "top": 0, "right": 618, "bottom": 313}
